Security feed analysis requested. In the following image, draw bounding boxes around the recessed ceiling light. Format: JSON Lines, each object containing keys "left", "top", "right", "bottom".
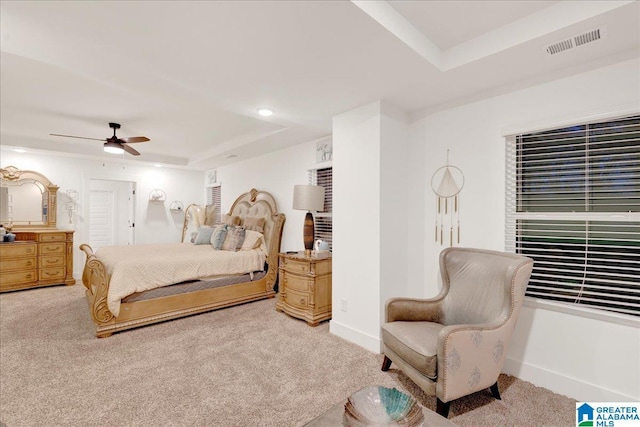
{"left": 257, "top": 108, "right": 274, "bottom": 117}
{"left": 13, "top": 148, "right": 26, "bottom": 153}
{"left": 154, "top": 164, "right": 162, "bottom": 168}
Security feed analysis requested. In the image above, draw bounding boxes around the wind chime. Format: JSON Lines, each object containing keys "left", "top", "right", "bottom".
{"left": 431, "top": 150, "right": 465, "bottom": 246}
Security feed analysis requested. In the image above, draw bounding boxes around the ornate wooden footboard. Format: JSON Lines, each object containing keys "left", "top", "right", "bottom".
{"left": 80, "top": 244, "right": 115, "bottom": 334}
{"left": 80, "top": 188, "right": 285, "bottom": 338}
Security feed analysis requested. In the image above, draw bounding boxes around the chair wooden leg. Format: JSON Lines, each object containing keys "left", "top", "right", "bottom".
{"left": 490, "top": 381, "right": 501, "bottom": 400}
{"left": 436, "top": 398, "right": 451, "bottom": 418}
{"left": 381, "top": 355, "right": 392, "bottom": 371}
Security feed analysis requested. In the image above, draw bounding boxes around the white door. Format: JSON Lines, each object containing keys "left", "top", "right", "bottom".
{"left": 89, "top": 179, "right": 135, "bottom": 249}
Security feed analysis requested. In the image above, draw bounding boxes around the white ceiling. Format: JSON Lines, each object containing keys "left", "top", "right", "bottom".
{"left": 1, "top": 1, "right": 638, "bottom": 169}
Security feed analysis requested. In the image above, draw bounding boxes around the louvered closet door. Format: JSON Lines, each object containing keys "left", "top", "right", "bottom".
{"left": 89, "top": 179, "right": 135, "bottom": 249}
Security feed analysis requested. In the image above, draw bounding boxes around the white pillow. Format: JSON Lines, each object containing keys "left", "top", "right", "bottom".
{"left": 240, "top": 230, "right": 264, "bottom": 251}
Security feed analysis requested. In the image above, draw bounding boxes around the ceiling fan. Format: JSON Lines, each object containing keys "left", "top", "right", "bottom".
{"left": 50, "top": 122, "right": 150, "bottom": 156}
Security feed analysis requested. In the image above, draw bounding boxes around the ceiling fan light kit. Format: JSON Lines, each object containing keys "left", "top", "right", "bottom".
{"left": 50, "top": 122, "right": 150, "bottom": 157}
{"left": 104, "top": 141, "right": 124, "bottom": 154}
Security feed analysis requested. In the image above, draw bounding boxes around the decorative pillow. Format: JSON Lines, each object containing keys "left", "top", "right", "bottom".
{"left": 222, "top": 214, "right": 241, "bottom": 226}
{"left": 204, "top": 204, "right": 217, "bottom": 226}
{"left": 242, "top": 216, "right": 265, "bottom": 233}
{"left": 221, "top": 226, "right": 246, "bottom": 251}
{"left": 193, "top": 226, "right": 215, "bottom": 245}
{"left": 210, "top": 224, "right": 228, "bottom": 250}
{"left": 240, "top": 230, "right": 264, "bottom": 251}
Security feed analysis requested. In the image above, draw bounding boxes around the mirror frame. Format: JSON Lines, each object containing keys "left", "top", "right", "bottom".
{"left": 0, "top": 165, "right": 59, "bottom": 228}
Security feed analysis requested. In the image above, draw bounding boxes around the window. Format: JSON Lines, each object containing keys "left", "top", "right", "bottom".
{"left": 506, "top": 115, "right": 640, "bottom": 317}
{"left": 206, "top": 183, "right": 221, "bottom": 225}
{"left": 309, "top": 167, "right": 332, "bottom": 249}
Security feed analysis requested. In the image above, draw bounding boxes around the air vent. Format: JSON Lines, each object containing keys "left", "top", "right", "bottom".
{"left": 574, "top": 28, "right": 601, "bottom": 47}
{"left": 546, "top": 38, "right": 573, "bottom": 55}
{"left": 545, "top": 27, "right": 606, "bottom": 55}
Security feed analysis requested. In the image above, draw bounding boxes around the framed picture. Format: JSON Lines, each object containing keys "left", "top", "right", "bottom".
{"left": 316, "top": 139, "right": 333, "bottom": 163}
{"left": 206, "top": 169, "right": 217, "bottom": 186}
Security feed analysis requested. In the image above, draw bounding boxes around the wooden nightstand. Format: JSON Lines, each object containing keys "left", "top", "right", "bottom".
{"left": 276, "top": 251, "right": 332, "bottom": 326}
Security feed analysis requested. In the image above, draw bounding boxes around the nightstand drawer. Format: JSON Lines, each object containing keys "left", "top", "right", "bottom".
{"left": 39, "top": 243, "right": 65, "bottom": 255}
{"left": 39, "top": 256, "right": 65, "bottom": 268}
{"left": 283, "top": 274, "right": 312, "bottom": 293}
{"left": 284, "top": 288, "right": 309, "bottom": 310}
{"left": 283, "top": 258, "right": 311, "bottom": 275}
{"left": 39, "top": 267, "right": 65, "bottom": 281}
{"left": 0, "top": 257, "right": 37, "bottom": 272}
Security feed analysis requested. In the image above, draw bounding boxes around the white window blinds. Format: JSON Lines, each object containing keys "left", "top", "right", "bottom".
{"left": 206, "top": 184, "right": 221, "bottom": 225}
{"left": 309, "top": 167, "right": 332, "bottom": 249}
{"left": 506, "top": 115, "right": 640, "bottom": 317}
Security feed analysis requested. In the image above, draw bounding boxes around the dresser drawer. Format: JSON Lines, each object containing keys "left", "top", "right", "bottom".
{"left": 0, "top": 270, "right": 37, "bottom": 286}
{"left": 39, "top": 267, "right": 65, "bottom": 281}
{"left": 39, "top": 255, "right": 65, "bottom": 268}
{"left": 0, "top": 257, "right": 37, "bottom": 272}
{"left": 284, "top": 288, "right": 309, "bottom": 310}
{"left": 283, "top": 273, "right": 312, "bottom": 293}
{"left": 39, "top": 242, "right": 65, "bottom": 255}
{"left": 39, "top": 233, "right": 66, "bottom": 242}
{"left": 0, "top": 243, "right": 37, "bottom": 258}
{"left": 282, "top": 258, "right": 311, "bottom": 275}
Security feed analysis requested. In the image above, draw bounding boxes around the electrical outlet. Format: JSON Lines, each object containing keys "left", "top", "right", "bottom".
{"left": 340, "top": 298, "right": 348, "bottom": 312}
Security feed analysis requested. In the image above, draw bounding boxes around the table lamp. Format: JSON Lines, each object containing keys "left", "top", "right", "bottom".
{"left": 293, "top": 184, "right": 325, "bottom": 256}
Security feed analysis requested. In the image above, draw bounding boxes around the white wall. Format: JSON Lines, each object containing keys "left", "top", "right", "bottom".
{"left": 408, "top": 58, "right": 640, "bottom": 401}
{"left": 330, "top": 101, "right": 412, "bottom": 351}
{"left": 213, "top": 137, "right": 329, "bottom": 253}
{"left": 1, "top": 151, "right": 204, "bottom": 277}
{"left": 331, "top": 101, "right": 383, "bottom": 350}
{"left": 379, "top": 104, "right": 410, "bottom": 326}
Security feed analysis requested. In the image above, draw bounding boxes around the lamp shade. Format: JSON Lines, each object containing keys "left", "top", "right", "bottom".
{"left": 293, "top": 185, "right": 325, "bottom": 212}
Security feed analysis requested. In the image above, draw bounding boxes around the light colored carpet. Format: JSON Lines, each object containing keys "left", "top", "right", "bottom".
{"left": 0, "top": 284, "right": 576, "bottom": 426}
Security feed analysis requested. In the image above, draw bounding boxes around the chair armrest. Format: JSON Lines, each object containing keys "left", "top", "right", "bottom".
{"left": 385, "top": 297, "right": 443, "bottom": 323}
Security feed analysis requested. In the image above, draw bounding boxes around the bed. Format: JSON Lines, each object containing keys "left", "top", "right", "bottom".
{"left": 80, "top": 188, "right": 285, "bottom": 338}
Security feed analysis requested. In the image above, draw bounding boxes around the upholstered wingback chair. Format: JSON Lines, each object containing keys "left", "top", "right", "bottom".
{"left": 381, "top": 247, "right": 533, "bottom": 417}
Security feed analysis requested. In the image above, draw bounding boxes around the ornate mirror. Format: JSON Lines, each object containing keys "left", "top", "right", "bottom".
{"left": 0, "top": 165, "right": 58, "bottom": 228}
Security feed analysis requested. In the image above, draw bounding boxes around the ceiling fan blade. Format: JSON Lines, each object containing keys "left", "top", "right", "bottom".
{"left": 121, "top": 136, "right": 150, "bottom": 143}
{"left": 50, "top": 133, "right": 106, "bottom": 142}
{"left": 121, "top": 144, "right": 141, "bottom": 156}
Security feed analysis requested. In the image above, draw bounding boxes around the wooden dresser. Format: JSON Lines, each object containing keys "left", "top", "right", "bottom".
{"left": 276, "top": 251, "right": 332, "bottom": 326}
{"left": 0, "top": 229, "right": 75, "bottom": 292}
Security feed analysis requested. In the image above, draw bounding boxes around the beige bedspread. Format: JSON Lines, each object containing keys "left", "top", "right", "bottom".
{"left": 96, "top": 242, "right": 267, "bottom": 317}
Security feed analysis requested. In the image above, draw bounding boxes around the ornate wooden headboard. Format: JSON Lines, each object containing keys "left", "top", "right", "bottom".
{"left": 181, "top": 188, "right": 286, "bottom": 288}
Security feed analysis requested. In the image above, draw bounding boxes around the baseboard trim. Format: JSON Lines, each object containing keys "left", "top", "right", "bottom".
{"left": 329, "top": 319, "right": 382, "bottom": 353}
{"left": 503, "top": 357, "right": 636, "bottom": 401}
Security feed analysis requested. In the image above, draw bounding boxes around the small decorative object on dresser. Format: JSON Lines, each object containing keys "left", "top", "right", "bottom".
{"left": 276, "top": 251, "right": 332, "bottom": 326}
